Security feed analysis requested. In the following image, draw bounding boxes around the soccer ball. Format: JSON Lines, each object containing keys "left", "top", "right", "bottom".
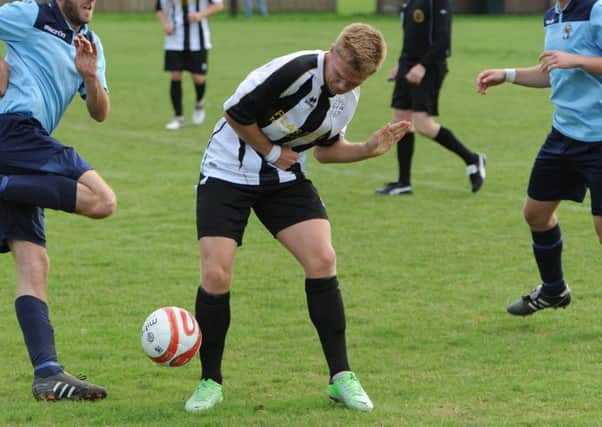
{"left": 140, "top": 306, "right": 202, "bottom": 367}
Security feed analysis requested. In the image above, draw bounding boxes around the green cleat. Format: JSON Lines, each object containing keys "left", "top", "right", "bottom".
{"left": 185, "top": 379, "right": 223, "bottom": 413}
{"left": 327, "top": 371, "right": 374, "bottom": 412}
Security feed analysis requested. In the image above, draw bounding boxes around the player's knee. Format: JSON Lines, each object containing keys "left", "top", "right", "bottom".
{"left": 523, "top": 208, "right": 545, "bottom": 229}
{"left": 309, "top": 247, "right": 336, "bottom": 274}
{"left": 202, "top": 265, "right": 232, "bottom": 292}
{"left": 89, "top": 191, "right": 117, "bottom": 219}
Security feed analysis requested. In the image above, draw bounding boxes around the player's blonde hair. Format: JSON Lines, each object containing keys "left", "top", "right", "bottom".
{"left": 333, "top": 23, "right": 387, "bottom": 77}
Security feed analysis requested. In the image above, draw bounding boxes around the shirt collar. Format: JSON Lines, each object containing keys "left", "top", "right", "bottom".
{"left": 555, "top": 0, "right": 575, "bottom": 14}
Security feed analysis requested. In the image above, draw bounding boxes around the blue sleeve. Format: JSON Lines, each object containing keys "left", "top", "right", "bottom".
{"left": 590, "top": 0, "right": 602, "bottom": 49}
{"left": 0, "top": 0, "right": 37, "bottom": 42}
{"left": 78, "top": 33, "right": 109, "bottom": 98}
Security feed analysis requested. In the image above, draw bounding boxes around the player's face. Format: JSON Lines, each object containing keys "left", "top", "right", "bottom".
{"left": 58, "top": 0, "right": 95, "bottom": 29}
{"left": 324, "top": 48, "right": 369, "bottom": 95}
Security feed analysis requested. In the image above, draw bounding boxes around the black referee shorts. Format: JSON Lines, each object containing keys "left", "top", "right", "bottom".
{"left": 391, "top": 60, "right": 448, "bottom": 115}
{"left": 164, "top": 50, "right": 208, "bottom": 74}
{"left": 196, "top": 176, "right": 328, "bottom": 245}
{"left": 528, "top": 128, "right": 602, "bottom": 216}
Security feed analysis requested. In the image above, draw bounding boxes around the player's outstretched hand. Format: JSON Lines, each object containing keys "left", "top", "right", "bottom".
{"left": 0, "top": 58, "right": 9, "bottom": 96}
{"left": 476, "top": 69, "right": 505, "bottom": 94}
{"left": 366, "top": 120, "right": 412, "bottom": 157}
{"left": 74, "top": 34, "right": 98, "bottom": 81}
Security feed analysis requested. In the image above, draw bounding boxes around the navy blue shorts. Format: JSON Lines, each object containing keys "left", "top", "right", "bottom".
{"left": 528, "top": 128, "right": 602, "bottom": 215}
{"left": 0, "top": 113, "right": 92, "bottom": 253}
{"left": 196, "top": 176, "right": 328, "bottom": 246}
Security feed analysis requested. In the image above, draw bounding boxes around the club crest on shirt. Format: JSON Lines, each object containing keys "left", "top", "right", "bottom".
{"left": 330, "top": 98, "right": 345, "bottom": 118}
{"left": 562, "top": 23, "right": 572, "bottom": 39}
{"left": 413, "top": 9, "right": 425, "bottom": 23}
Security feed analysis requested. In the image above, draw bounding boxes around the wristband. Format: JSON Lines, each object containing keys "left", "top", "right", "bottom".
{"left": 264, "top": 145, "right": 282, "bottom": 164}
{"left": 504, "top": 68, "right": 516, "bottom": 83}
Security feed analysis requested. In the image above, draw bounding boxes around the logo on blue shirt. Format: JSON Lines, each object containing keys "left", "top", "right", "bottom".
{"left": 42, "top": 23, "right": 67, "bottom": 40}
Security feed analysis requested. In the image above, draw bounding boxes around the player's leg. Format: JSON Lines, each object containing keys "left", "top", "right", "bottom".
{"left": 375, "top": 108, "right": 414, "bottom": 195}
{"left": 165, "top": 50, "right": 184, "bottom": 130}
{"left": 263, "top": 180, "right": 372, "bottom": 411}
{"left": 277, "top": 219, "right": 373, "bottom": 411}
{"left": 8, "top": 217, "right": 106, "bottom": 401}
{"left": 413, "top": 62, "right": 486, "bottom": 192}
{"left": 74, "top": 170, "right": 116, "bottom": 218}
{"left": 507, "top": 131, "right": 578, "bottom": 316}
{"left": 376, "top": 62, "right": 414, "bottom": 196}
{"left": 0, "top": 171, "right": 115, "bottom": 219}
{"left": 507, "top": 197, "right": 571, "bottom": 316}
{"left": 189, "top": 50, "right": 208, "bottom": 126}
{"left": 0, "top": 118, "right": 116, "bottom": 219}
{"left": 186, "top": 177, "right": 252, "bottom": 413}
{"left": 185, "top": 236, "right": 235, "bottom": 413}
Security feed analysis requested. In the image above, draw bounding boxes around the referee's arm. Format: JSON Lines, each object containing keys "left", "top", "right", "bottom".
{"left": 420, "top": 0, "right": 451, "bottom": 65}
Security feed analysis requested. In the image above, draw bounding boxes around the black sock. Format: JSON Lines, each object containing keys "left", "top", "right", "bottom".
{"left": 0, "top": 175, "right": 77, "bottom": 212}
{"left": 305, "top": 276, "right": 350, "bottom": 378}
{"left": 170, "top": 80, "right": 183, "bottom": 116}
{"left": 396, "top": 132, "right": 414, "bottom": 185}
{"left": 194, "top": 82, "right": 206, "bottom": 106}
{"left": 434, "top": 127, "right": 477, "bottom": 165}
{"left": 195, "top": 286, "right": 230, "bottom": 384}
{"left": 532, "top": 224, "right": 565, "bottom": 294}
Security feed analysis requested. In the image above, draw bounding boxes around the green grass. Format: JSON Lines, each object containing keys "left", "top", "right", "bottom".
{"left": 2, "top": 12, "right": 602, "bottom": 427}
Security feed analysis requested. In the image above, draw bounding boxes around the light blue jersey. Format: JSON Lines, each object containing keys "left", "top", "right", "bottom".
{"left": 544, "top": 0, "right": 602, "bottom": 142}
{"left": 0, "top": 0, "right": 108, "bottom": 134}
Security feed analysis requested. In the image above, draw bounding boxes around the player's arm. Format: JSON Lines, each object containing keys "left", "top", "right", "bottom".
{"left": 476, "top": 65, "right": 550, "bottom": 95}
{"left": 189, "top": 1, "right": 223, "bottom": 23}
{"left": 313, "top": 120, "right": 411, "bottom": 164}
{"left": 75, "top": 35, "right": 110, "bottom": 122}
{"left": 224, "top": 111, "right": 299, "bottom": 170}
{"left": 155, "top": 0, "right": 174, "bottom": 35}
{"left": 0, "top": 57, "right": 9, "bottom": 96}
{"left": 539, "top": 51, "right": 602, "bottom": 75}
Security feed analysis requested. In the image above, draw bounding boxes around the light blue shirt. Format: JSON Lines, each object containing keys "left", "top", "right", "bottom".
{"left": 0, "top": 0, "right": 108, "bottom": 134}
{"left": 544, "top": 0, "right": 602, "bottom": 142}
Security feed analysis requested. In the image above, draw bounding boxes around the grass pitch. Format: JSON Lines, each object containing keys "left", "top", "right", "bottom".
{"left": 1, "top": 10, "right": 602, "bottom": 427}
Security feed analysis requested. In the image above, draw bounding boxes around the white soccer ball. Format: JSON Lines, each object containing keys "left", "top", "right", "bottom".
{"left": 140, "top": 306, "right": 202, "bottom": 367}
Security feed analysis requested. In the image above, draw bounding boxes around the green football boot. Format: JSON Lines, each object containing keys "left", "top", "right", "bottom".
{"left": 327, "top": 371, "right": 374, "bottom": 412}
{"left": 185, "top": 379, "right": 223, "bottom": 413}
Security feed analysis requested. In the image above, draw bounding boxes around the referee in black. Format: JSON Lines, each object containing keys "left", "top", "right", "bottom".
{"left": 376, "top": 0, "right": 486, "bottom": 196}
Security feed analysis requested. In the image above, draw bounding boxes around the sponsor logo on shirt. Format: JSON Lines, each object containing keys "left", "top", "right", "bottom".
{"left": 43, "top": 24, "right": 67, "bottom": 40}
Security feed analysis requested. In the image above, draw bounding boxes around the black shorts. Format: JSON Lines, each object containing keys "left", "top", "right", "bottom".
{"left": 390, "top": 60, "right": 448, "bottom": 115}
{"left": 196, "top": 176, "right": 328, "bottom": 245}
{"left": 164, "top": 50, "right": 208, "bottom": 74}
{"left": 528, "top": 128, "right": 602, "bottom": 215}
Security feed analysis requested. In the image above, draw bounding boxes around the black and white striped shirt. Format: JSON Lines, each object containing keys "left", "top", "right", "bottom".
{"left": 156, "top": 0, "right": 221, "bottom": 51}
{"left": 200, "top": 50, "right": 360, "bottom": 185}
